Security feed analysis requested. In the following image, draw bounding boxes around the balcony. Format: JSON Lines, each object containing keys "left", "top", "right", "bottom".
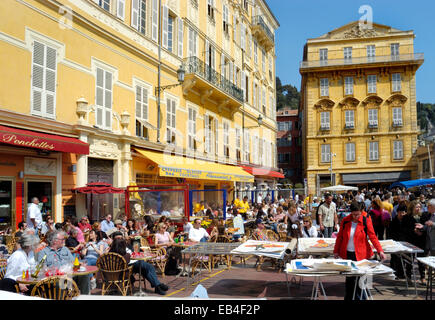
{"left": 252, "top": 16, "right": 275, "bottom": 51}
{"left": 182, "top": 57, "right": 244, "bottom": 114}
{"left": 300, "top": 53, "right": 424, "bottom": 73}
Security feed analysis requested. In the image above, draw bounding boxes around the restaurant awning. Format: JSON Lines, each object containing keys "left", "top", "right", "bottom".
{"left": 341, "top": 171, "right": 411, "bottom": 184}
{"left": 241, "top": 165, "right": 285, "bottom": 179}
{"left": 389, "top": 178, "right": 435, "bottom": 190}
{"left": 133, "top": 148, "right": 254, "bottom": 183}
{"left": 0, "top": 125, "right": 89, "bottom": 154}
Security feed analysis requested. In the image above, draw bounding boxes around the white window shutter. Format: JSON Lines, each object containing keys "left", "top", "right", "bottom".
{"left": 45, "top": 46, "right": 57, "bottom": 117}
{"left": 117, "top": 0, "right": 125, "bottom": 20}
{"left": 205, "top": 40, "right": 210, "bottom": 65}
{"left": 162, "top": 5, "right": 169, "bottom": 49}
{"left": 215, "top": 118, "right": 219, "bottom": 155}
{"left": 135, "top": 86, "right": 142, "bottom": 119}
{"left": 221, "top": 52, "right": 225, "bottom": 76}
{"left": 229, "top": 61, "right": 233, "bottom": 83}
{"left": 31, "top": 41, "right": 44, "bottom": 115}
{"left": 233, "top": 16, "right": 237, "bottom": 40}
{"left": 131, "top": 0, "right": 139, "bottom": 30}
{"left": 204, "top": 114, "right": 210, "bottom": 153}
{"left": 241, "top": 71, "right": 246, "bottom": 100}
{"left": 152, "top": 0, "right": 158, "bottom": 41}
{"left": 241, "top": 23, "right": 246, "bottom": 51}
{"left": 210, "top": 46, "right": 215, "bottom": 69}
{"left": 177, "top": 18, "right": 183, "bottom": 58}
{"left": 188, "top": 28, "right": 194, "bottom": 57}
{"left": 32, "top": 41, "right": 57, "bottom": 119}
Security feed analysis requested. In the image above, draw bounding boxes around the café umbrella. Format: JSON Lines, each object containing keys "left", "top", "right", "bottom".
{"left": 320, "top": 185, "right": 359, "bottom": 193}
{"left": 72, "top": 182, "right": 124, "bottom": 221}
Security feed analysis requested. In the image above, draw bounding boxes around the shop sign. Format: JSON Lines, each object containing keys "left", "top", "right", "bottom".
{"left": 160, "top": 166, "right": 254, "bottom": 183}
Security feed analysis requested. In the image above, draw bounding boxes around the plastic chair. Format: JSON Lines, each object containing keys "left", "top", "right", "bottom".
{"left": 96, "top": 252, "right": 133, "bottom": 296}
{"left": 30, "top": 276, "right": 80, "bottom": 300}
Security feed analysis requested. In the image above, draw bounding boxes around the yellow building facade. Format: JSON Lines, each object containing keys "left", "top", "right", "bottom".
{"left": 299, "top": 22, "right": 424, "bottom": 196}
{"left": 0, "top": 0, "right": 279, "bottom": 227}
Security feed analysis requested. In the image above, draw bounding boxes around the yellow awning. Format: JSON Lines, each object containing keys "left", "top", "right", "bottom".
{"left": 133, "top": 148, "right": 254, "bottom": 183}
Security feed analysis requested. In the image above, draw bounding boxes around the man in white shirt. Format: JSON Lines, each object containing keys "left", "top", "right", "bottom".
{"left": 100, "top": 214, "right": 115, "bottom": 233}
{"left": 257, "top": 193, "right": 263, "bottom": 205}
{"left": 188, "top": 218, "right": 210, "bottom": 243}
{"left": 26, "top": 197, "right": 43, "bottom": 232}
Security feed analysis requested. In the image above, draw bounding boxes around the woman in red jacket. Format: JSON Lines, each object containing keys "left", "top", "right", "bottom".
{"left": 334, "top": 201, "right": 386, "bottom": 300}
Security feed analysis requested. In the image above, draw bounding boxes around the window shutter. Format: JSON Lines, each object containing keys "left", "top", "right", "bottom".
{"left": 188, "top": 28, "right": 194, "bottom": 57}
{"left": 117, "top": 0, "right": 125, "bottom": 20}
{"left": 177, "top": 18, "right": 183, "bottom": 58}
{"left": 135, "top": 86, "right": 142, "bottom": 119}
{"left": 205, "top": 40, "right": 210, "bottom": 65}
{"left": 221, "top": 52, "right": 225, "bottom": 76}
{"left": 44, "top": 46, "right": 56, "bottom": 117}
{"left": 32, "top": 41, "right": 57, "bottom": 119}
{"left": 241, "top": 71, "right": 246, "bottom": 100}
{"left": 152, "top": 0, "right": 158, "bottom": 41}
{"left": 229, "top": 61, "right": 233, "bottom": 82}
{"left": 131, "top": 0, "right": 139, "bottom": 30}
{"left": 233, "top": 16, "right": 236, "bottom": 40}
{"left": 215, "top": 118, "right": 219, "bottom": 155}
{"left": 253, "top": 82, "right": 256, "bottom": 108}
{"left": 204, "top": 114, "right": 210, "bottom": 153}
{"left": 31, "top": 41, "right": 44, "bottom": 115}
{"left": 240, "top": 23, "right": 245, "bottom": 51}
{"left": 162, "top": 5, "right": 169, "bottom": 49}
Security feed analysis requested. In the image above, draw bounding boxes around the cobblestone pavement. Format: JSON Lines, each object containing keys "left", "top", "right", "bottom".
{"left": 90, "top": 255, "right": 430, "bottom": 300}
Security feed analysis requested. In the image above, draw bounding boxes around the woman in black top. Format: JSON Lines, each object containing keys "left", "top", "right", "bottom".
{"left": 108, "top": 237, "right": 168, "bottom": 295}
{"left": 389, "top": 204, "right": 415, "bottom": 279}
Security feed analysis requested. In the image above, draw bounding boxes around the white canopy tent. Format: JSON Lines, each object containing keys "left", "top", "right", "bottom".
{"left": 320, "top": 185, "right": 358, "bottom": 193}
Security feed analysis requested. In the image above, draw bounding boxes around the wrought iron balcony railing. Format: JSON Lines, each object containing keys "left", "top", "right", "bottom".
{"left": 300, "top": 53, "right": 424, "bottom": 70}
{"left": 184, "top": 56, "right": 244, "bottom": 103}
{"left": 252, "top": 16, "right": 275, "bottom": 43}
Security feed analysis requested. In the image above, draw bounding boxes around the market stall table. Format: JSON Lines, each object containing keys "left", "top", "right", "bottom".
{"left": 397, "top": 241, "right": 424, "bottom": 295}
{"left": 285, "top": 259, "right": 395, "bottom": 300}
{"left": 416, "top": 256, "right": 435, "bottom": 300}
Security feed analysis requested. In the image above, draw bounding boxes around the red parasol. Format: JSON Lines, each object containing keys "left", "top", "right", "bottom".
{"left": 72, "top": 182, "right": 124, "bottom": 194}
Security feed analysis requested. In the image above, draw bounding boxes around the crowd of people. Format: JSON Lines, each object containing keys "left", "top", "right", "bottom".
{"left": 0, "top": 185, "right": 434, "bottom": 299}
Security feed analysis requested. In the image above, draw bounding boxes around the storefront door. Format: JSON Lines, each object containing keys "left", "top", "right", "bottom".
{"left": 26, "top": 180, "right": 53, "bottom": 217}
{"left": 0, "top": 178, "right": 14, "bottom": 231}
{"left": 87, "top": 158, "right": 114, "bottom": 222}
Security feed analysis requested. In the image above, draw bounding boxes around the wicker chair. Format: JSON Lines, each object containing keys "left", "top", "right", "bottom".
{"left": 30, "top": 276, "right": 80, "bottom": 300}
{"left": 215, "top": 235, "right": 234, "bottom": 268}
{"left": 148, "top": 247, "right": 168, "bottom": 277}
{"left": 6, "top": 237, "right": 18, "bottom": 254}
{"left": 266, "top": 230, "right": 280, "bottom": 242}
{"left": 190, "top": 236, "right": 218, "bottom": 274}
{"left": 96, "top": 252, "right": 133, "bottom": 296}
{"left": 0, "top": 260, "right": 7, "bottom": 280}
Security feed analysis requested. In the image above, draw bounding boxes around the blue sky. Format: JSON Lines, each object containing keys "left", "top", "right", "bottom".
{"left": 267, "top": 0, "right": 434, "bottom": 102}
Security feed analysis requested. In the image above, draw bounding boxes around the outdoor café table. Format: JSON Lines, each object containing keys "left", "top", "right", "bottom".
{"left": 181, "top": 242, "right": 242, "bottom": 286}
{"left": 416, "top": 256, "right": 435, "bottom": 300}
{"left": 16, "top": 265, "right": 99, "bottom": 285}
{"left": 174, "top": 241, "right": 198, "bottom": 277}
{"left": 130, "top": 252, "right": 155, "bottom": 296}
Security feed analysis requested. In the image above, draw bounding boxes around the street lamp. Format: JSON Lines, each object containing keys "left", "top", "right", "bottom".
{"left": 329, "top": 152, "right": 336, "bottom": 186}
{"left": 244, "top": 114, "right": 263, "bottom": 129}
{"left": 155, "top": 65, "right": 185, "bottom": 96}
{"left": 418, "top": 138, "right": 434, "bottom": 178}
